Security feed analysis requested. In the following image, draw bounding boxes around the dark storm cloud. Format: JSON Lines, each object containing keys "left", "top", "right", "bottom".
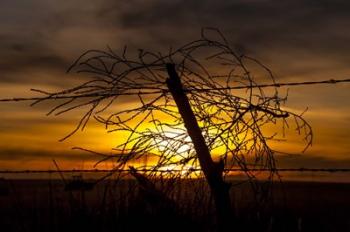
{"left": 0, "top": 34, "right": 68, "bottom": 69}
{"left": 0, "top": 55, "right": 69, "bottom": 84}
{"left": 109, "top": 0, "right": 350, "bottom": 77}
{"left": 113, "top": 0, "right": 350, "bottom": 45}
{"left": 1, "top": 0, "right": 350, "bottom": 85}
{"left": 0, "top": 1, "right": 106, "bottom": 85}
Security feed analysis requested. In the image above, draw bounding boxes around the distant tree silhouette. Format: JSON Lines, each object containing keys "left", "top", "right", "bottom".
{"left": 29, "top": 28, "right": 312, "bottom": 231}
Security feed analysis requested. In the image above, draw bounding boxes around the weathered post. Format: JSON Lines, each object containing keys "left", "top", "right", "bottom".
{"left": 166, "top": 63, "right": 232, "bottom": 231}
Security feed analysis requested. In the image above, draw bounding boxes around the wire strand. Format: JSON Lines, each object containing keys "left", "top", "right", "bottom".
{"left": 1, "top": 168, "right": 350, "bottom": 174}
{"left": 0, "top": 78, "right": 349, "bottom": 102}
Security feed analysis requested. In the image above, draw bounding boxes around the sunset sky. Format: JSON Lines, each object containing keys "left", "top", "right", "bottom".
{"left": 0, "top": 0, "right": 349, "bottom": 180}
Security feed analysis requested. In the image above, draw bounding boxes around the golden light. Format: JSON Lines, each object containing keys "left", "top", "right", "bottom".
{"left": 154, "top": 131, "right": 192, "bottom": 154}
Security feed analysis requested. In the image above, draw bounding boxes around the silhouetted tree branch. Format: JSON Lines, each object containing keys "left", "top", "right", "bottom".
{"left": 20, "top": 28, "right": 312, "bottom": 231}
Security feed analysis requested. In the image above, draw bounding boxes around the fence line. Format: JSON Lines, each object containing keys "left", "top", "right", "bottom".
{"left": 0, "top": 79, "right": 349, "bottom": 176}
{"left": 0, "top": 78, "right": 349, "bottom": 102}
{"left": 1, "top": 168, "right": 350, "bottom": 174}
{"left": 185, "top": 78, "right": 350, "bottom": 92}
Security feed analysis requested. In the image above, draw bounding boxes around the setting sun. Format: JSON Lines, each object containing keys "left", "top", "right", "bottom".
{"left": 0, "top": 1, "right": 350, "bottom": 231}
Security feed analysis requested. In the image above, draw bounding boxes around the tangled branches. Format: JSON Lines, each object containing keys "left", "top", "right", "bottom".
{"left": 31, "top": 28, "right": 312, "bottom": 181}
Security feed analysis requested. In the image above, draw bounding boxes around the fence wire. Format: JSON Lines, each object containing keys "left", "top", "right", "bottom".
{"left": 1, "top": 168, "right": 350, "bottom": 174}
{"left": 0, "top": 78, "right": 349, "bottom": 102}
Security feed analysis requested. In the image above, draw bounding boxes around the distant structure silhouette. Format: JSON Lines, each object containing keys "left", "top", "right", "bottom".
{"left": 64, "top": 175, "right": 94, "bottom": 191}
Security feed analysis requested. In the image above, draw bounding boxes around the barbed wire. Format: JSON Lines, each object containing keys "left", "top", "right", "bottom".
{"left": 1, "top": 168, "right": 350, "bottom": 174}
{"left": 0, "top": 78, "right": 349, "bottom": 102}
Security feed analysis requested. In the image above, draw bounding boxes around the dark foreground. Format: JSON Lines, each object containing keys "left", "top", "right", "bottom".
{"left": 0, "top": 178, "right": 349, "bottom": 232}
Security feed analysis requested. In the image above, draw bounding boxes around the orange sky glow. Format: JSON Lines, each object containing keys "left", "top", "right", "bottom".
{"left": 0, "top": 1, "right": 349, "bottom": 182}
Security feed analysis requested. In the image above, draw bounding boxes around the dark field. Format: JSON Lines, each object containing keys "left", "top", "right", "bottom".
{"left": 0, "top": 178, "right": 349, "bottom": 232}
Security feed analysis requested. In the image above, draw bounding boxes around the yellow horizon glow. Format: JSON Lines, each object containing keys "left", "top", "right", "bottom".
{"left": 0, "top": 79, "right": 349, "bottom": 175}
